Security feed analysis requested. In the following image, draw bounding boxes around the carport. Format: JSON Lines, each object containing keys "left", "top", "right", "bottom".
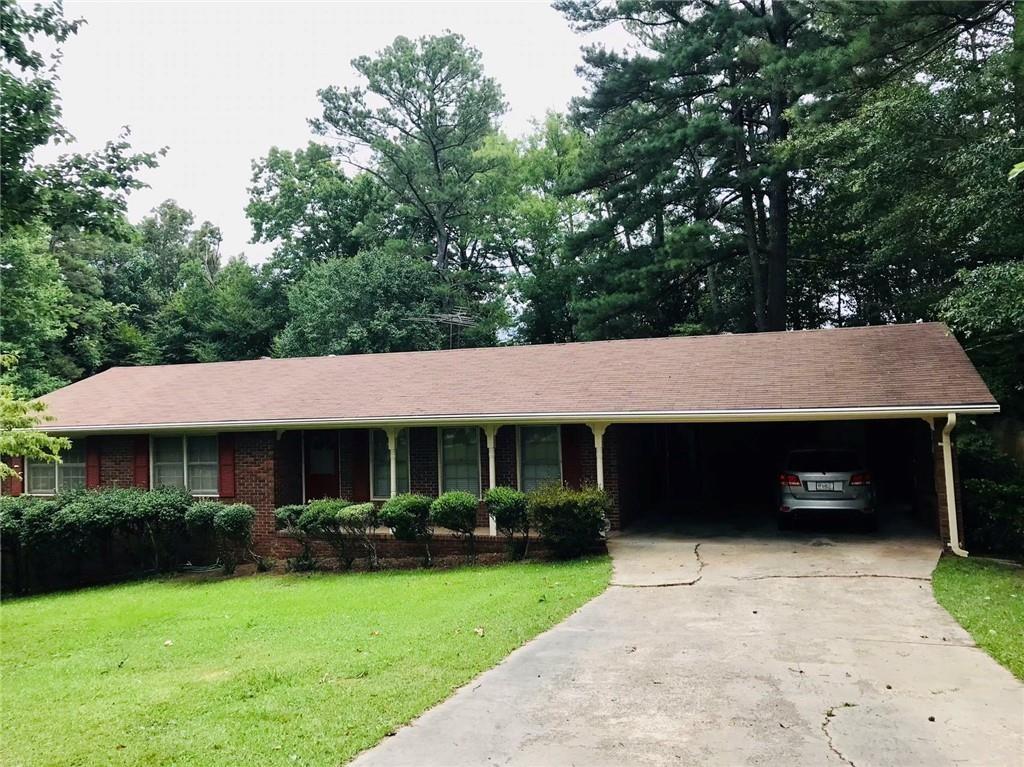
{"left": 614, "top": 418, "right": 937, "bottom": 532}
{"left": 572, "top": 323, "right": 1001, "bottom": 554}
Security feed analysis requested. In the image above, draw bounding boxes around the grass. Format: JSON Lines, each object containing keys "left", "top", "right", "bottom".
{"left": 1, "top": 557, "right": 610, "bottom": 766}
{"left": 932, "top": 554, "right": 1024, "bottom": 679}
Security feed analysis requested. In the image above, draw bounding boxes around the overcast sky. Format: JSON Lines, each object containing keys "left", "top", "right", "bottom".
{"left": 47, "top": 1, "right": 628, "bottom": 262}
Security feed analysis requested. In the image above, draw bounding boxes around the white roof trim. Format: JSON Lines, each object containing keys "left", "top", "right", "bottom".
{"left": 36, "top": 403, "right": 1000, "bottom": 434}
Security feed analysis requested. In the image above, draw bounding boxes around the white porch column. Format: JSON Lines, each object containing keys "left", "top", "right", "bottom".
{"left": 588, "top": 422, "right": 609, "bottom": 490}
{"left": 941, "top": 413, "right": 967, "bottom": 557}
{"left": 482, "top": 424, "right": 499, "bottom": 536}
{"left": 385, "top": 426, "right": 399, "bottom": 498}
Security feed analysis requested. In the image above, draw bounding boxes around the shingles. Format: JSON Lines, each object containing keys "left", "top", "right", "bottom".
{"left": 38, "top": 323, "right": 997, "bottom": 429}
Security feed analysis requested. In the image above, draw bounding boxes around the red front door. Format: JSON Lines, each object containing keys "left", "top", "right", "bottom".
{"left": 305, "top": 431, "right": 340, "bottom": 500}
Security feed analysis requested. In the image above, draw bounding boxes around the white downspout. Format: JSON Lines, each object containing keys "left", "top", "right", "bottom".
{"left": 941, "top": 413, "right": 968, "bottom": 557}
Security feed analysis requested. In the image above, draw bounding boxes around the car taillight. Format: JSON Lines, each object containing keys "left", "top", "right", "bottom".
{"left": 850, "top": 472, "right": 872, "bottom": 486}
{"left": 779, "top": 473, "right": 801, "bottom": 487}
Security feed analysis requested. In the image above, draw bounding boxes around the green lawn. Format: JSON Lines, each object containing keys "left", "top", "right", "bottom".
{"left": 933, "top": 555, "right": 1024, "bottom": 679}
{"left": 1, "top": 558, "right": 610, "bottom": 766}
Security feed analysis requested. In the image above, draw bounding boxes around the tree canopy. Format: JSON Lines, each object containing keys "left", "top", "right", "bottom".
{"left": 1, "top": 2, "right": 1020, "bottom": 420}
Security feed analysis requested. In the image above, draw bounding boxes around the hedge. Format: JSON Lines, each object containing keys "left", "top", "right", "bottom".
{"left": 0, "top": 488, "right": 256, "bottom": 593}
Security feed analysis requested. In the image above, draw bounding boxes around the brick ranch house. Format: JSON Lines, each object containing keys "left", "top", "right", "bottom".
{"left": 2, "top": 323, "right": 998, "bottom": 557}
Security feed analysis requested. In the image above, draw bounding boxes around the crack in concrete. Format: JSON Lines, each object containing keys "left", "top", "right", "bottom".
{"left": 821, "top": 704, "right": 858, "bottom": 767}
{"left": 612, "top": 543, "right": 704, "bottom": 588}
{"left": 734, "top": 573, "right": 930, "bottom": 582}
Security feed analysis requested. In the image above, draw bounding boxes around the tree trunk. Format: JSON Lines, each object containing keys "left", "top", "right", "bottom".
{"left": 765, "top": 0, "right": 792, "bottom": 332}
{"left": 435, "top": 226, "right": 450, "bottom": 271}
{"left": 731, "top": 85, "right": 768, "bottom": 331}
{"left": 742, "top": 188, "right": 769, "bottom": 331}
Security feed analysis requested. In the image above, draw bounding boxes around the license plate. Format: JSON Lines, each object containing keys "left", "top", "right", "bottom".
{"left": 814, "top": 481, "right": 838, "bottom": 491}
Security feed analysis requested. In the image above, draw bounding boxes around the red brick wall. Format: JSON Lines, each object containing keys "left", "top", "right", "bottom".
{"left": 496, "top": 425, "right": 517, "bottom": 488}
{"left": 99, "top": 435, "right": 136, "bottom": 488}
{"left": 233, "top": 431, "right": 278, "bottom": 551}
{"left": 409, "top": 427, "right": 439, "bottom": 497}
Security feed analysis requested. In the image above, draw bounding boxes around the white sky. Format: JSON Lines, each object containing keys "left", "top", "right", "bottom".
{"left": 46, "top": 1, "right": 628, "bottom": 262}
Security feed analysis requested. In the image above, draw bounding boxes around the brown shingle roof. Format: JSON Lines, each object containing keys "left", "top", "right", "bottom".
{"left": 38, "top": 323, "right": 997, "bottom": 432}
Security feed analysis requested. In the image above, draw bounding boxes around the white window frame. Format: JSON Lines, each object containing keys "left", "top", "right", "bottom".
{"left": 516, "top": 425, "right": 563, "bottom": 493}
{"left": 24, "top": 442, "right": 86, "bottom": 496}
{"left": 369, "top": 428, "right": 411, "bottom": 500}
{"left": 149, "top": 434, "right": 220, "bottom": 497}
{"left": 437, "top": 426, "right": 482, "bottom": 498}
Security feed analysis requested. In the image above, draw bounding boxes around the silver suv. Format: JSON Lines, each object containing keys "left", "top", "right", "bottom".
{"left": 778, "top": 449, "right": 875, "bottom": 530}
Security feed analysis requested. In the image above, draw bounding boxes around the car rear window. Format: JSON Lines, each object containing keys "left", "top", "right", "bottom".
{"left": 786, "top": 450, "right": 861, "bottom": 472}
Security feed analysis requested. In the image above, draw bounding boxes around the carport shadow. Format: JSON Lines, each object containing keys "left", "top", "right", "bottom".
{"left": 619, "top": 503, "right": 936, "bottom": 545}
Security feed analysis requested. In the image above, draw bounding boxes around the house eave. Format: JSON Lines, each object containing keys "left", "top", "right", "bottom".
{"left": 35, "top": 403, "right": 1001, "bottom": 435}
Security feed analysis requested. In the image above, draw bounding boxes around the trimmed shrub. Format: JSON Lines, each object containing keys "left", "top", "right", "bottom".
{"left": 0, "top": 495, "right": 32, "bottom": 548}
{"left": 134, "top": 487, "right": 192, "bottom": 569}
{"left": 300, "top": 499, "right": 357, "bottom": 569}
{"left": 274, "top": 503, "right": 317, "bottom": 569}
{"left": 297, "top": 499, "right": 353, "bottom": 534}
{"left": 430, "top": 492, "right": 478, "bottom": 536}
{"left": 185, "top": 500, "right": 220, "bottom": 533}
{"left": 485, "top": 486, "right": 529, "bottom": 557}
{"left": 274, "top": 504, "right": 307, "bottom": 530}
{"left": 380, "top": 493, "right": 434, "bottom": 565}
{"left": 337, "top": 502, "right": 380, "bottom": 568}
{"left": 430, "top": 491, "right": 478, "bottom": 558}
{"left": 185, "top": 501, "right": 255, "bottom": 573}
{"left": 528, "top": 484, "right": 610, "bottom": 559}
{"left": 213, "top": 503, "right": 255, "bottom": 573}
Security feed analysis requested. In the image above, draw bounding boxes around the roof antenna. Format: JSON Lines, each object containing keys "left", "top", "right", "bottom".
{"left": 406, "top": 308, "right": 476, "bottom": 349}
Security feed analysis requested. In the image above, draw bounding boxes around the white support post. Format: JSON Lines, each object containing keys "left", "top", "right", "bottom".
{"left": 588, "top": 422, "right": 609, "bottom": 490}
{"left": 483, "top": 424, "right": 499, "bottom": 536}
{"left": 385, "top": 426, "right": 399, "bottom": 498}
{"left": 941, "top": 413, "right": 968, "bottom": 557}
{"left": 300, "top": 430, "right": 307, "bottom": 504}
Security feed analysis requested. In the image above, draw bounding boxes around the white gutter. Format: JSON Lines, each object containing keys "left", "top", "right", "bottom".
{"left": 32, "top": 403, "right": 1000, "bottom": 435}
{"left": 941, "top": 413, "right": 968, "bottom": 557}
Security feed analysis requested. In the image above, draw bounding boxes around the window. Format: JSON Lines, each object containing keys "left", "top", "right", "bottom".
{"left": 187, "top": 436, "right": 219, "bottom": 495}
{"left": 26, "top": 441, "right": 86, "bottom": 495}
{"left": 370, "top": 429, "right": 410, "bottom": 498}
{"left": 519, "top": 426, "right": 562, "bottom": 492}
{"left": 440, "top": 427, "right": 481, "bottom": 496}
{"left": 152, "top": 435, "right": 219, "bottom": 495}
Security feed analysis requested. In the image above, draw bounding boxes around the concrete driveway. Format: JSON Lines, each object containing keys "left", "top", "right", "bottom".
{"left": 352, "top": 524, "right": 1024, "bottom": 766}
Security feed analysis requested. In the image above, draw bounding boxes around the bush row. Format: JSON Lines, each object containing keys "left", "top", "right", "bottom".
{"left": 275, "top": 484, "right": 609, "bottom": 569}
{"left": 0, "top": 488, "right": 256, "bottom": 593}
